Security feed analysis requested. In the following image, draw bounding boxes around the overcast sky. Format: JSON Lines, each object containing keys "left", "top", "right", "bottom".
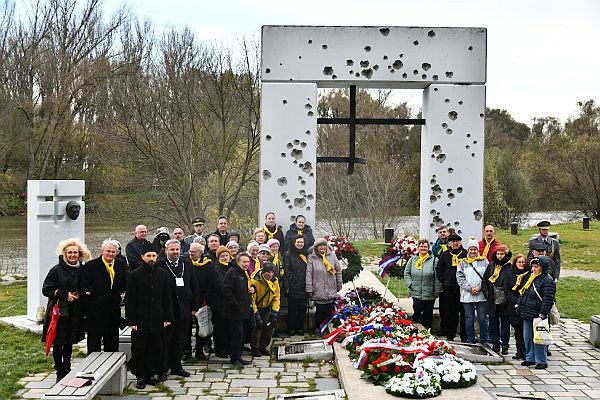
{"left": 104, "top": 0, "right": 600, "bottom": 125}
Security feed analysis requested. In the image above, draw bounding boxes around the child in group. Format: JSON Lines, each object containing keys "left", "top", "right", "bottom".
{"left": 249, "top": 262, "right": 280, "bottom": 356}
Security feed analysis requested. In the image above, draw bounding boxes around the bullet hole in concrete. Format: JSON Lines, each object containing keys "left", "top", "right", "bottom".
{"left": 441, "top": 123, "right": 448, "bottom": 129}
{"left": 468, "top": 45, "right": 473, "bottom": 51}
{"left": 434, "top": 88, "right": 438, "bottom": 91}
{"left": 392, "top": 60, "right": 403, "bottom": 69}
{"left": 293, "top": 139, "right": 300, "bottom": 145}
{"left": 301, "top": 142, "right": 307, "bottom": 148}
{"left": 373, "top": 65, "right": 379, "bottom": 71}
{"left": 302, "top": 161, "right": 313, "bottom": 174}
{"left": 281, "top": 153, "right": 286, "bottom": 158}
{"left": 454, "top": 221, "right": 460, "bottom": 226}
{"left": 432, "top": 215, "right": 445, "bottom": 227}
{"left": 430, "top": 223, "right": 435, "bottom": 228}
{"left": 262, "top": 170, "right": 271, "bottom": 180}
{"left": 349, "top": 70, "right": 354, "bottom": 74}
{"left": 307, "top": 111, "right": 314, "bottom": 117}
{"left": 432, "top": 75, "right": 438, "bottom": 81}
{"left": 283, "top": 100, "right": 288, "bottom": 104}
{"left": 360, "top": 60, "right": 369, "bottom": 68}
{"left": 473, "top": 210, "right": 482, "bottom": 221}
{"left": 436, "top": 153, "right": 446, "bottom": 163}
{"left": 265, "top": 135, "right": 272, "bottom": 141}
{"left": 402, "top": 73, "right": 408, "bottom": 78}
{"left": 301, "top": 180, "right": 306, "bottom": 186}
{"left": 422, "top": 74, "right": 427, "bottom": 79}
{"left": 293, "top": 160, "right": 298, "bottom": 164}
{"left": 430, "top": 178, "right": 436, "bottom": 184}
{"left": 279, "top": 63, "right": 283, "bottom": 66}
{"left": 285, "top": 199, "right": 291, "bottom": 204}
{"left": 306, "top": 206, "right": 311, "bottom": 211}
{"left": 364, "top": 46, "right": 371, "bottom": 52}
{"left": 445, "top": 71, "right": 454, "bottom": 78}
{"left": 307, "top": 194, "right": 314, "bottom": 200}
{"left": 332, "top": 74, "right": 337, "bottom": 80}
{"left": 309, "top": 172, "right": 314, "bottom": 177}
{"left": 323, "top": 66, "right": 333, "bottom": 75}
{"left": 446, "top": 129, "right": 453, "bottom": 135}
{"left": 413, "top": 40, "right": 419, "bottom": 46}
{"left": 430, "top": 195, "right": 437, "bottom": 203}
{"left": 322, "top": 44, "right": 328, "bottom": 50}
{"left": 308, "top": 40, "right": 312, "bottom": 44}
{"left": 277, "top": 177, "right": 287, "bottom": 186}
{"left": 465, "top": 145, "right": 470, "bottom": 149}
{"left": 444, "top": 99, "right": 450, "bottom": 104}
{"left": 347, "top": 59, "right": 354, "bottom": 66}
{"left": 457, "top": 229, "right": 462, "bottom": 234}
{"left": 432, "top": 144, "right": 442, "bottom": 154}
{"left": 297, "top": 176, "right": 303, "bottom": 181}
{"left": 355, "top": 73, "right": 360, "bottom": 77}
{"left": 265, "top": 68, "right": 271, "bottom": 73}
{"left": 288, "top": 205, "right": 293, "bottom": 210}
{"left": 457, "top": 187, "right": 463, "bottom": 193}
{"left": 431, "top": 184, "right": 442, "bottom": 195}
{"left": 458, "top": 101, "right": 463, "bottom": 105}
{"left": 471, "top": 153, "right": 476, "bottom": 157}
{"left": 473, "top": 140, "right": 477, "bottom": 144}
{"left": 432, "top": 175, "right": 436, "bottom": 178}
{"left": 390, "top": 70, "right": 395, "bottom": 74}
{"left": 281, "top": 192, "right": 287, "bottom": 199}
{"left": 447, "top": 189, "right": 452, "bottom": 193}
{"left": 286, "top": 143, "right": 293, "bottom": 149}
{"left": 299, "top": 189, "right": 306, "bottom": 196}
{"left": 448, "top": 168, "right": 454, "bottom": 173}
{"left": 291, "top": 149, "right": 303, "bottom": 160}
{"left": 305, "top": 103, "right": 312, "bottom": 110}
{"left": 428, "top": 30, "right": 436, "bottom": 37}
{"left": 448, "top": 193, "right": 455, "bottom": 199}
{"left": 298, "top": 56, "right": 302, "bottom": 59}
{"left": 383, "top": 55, "right": 388, "bottom": 60}
{"left": 431, "top": 154, "right": 435, "bottom": 158}
{"left": 361, "top": 69, "right": 373, "bottom": 79}
{"left": 399, "top": 53, "right": 404, "bottom": 58}
{"left": 305, "top": 130, "right": 311, "bottom": 135}
{"left": 448, "top": 111, "right": 458, "bottom": 120}
{"left": 466, "top": 133, "right": 471, "bottom": 138}
{"left": 413, "top": 69, "right": 419, "bottom": 75}
{"left": 379, "top": 28, "right": 390, "bottom": 36}
{"left": 294, "top": 198, "right": 306, "bottom": 208}
{"left": 422, "top": 63, "right": 431, "bottom": 71}
{"left": 447, "top": 203, "right": 451, "bottom": 207}
{"left": 480, "top": 113, "right": 485, "bottom": 118}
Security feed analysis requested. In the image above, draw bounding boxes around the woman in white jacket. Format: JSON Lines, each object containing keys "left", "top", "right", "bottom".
{"left": 456, "top": 237, "right": 489, "bottom": 345}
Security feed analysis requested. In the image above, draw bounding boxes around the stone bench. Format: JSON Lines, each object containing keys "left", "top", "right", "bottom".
{"left": 42, "top": 352, "right": 127, "bottom": 400}
{"left": 118, "top": 326, "right": 132, "bottom": 361}
{"left": 590, "top": 315, "right": 600, "bottom": 345}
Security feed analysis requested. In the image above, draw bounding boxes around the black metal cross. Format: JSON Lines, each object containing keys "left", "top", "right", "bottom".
{"left": 316, "top": 85, "right": 425, "bottom": 175}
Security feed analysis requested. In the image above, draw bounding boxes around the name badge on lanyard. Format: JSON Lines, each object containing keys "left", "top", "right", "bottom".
{"left": 175, "top": 277, "right": 184, "bottom": 287}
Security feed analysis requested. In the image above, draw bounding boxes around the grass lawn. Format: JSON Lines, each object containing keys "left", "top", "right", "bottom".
{"left": 0, "top": 283, "right": 53, "bottom": 399}
{"left": 377, "top": 274, "right": 600, "bottom": 323}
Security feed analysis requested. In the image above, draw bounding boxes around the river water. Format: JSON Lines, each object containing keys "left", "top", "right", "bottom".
{"left": 0, "top": 211, "right": 582, "bottom": 276}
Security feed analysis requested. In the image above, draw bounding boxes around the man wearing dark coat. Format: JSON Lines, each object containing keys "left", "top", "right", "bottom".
{"left": 158, "top": 239, "right": 199, "bottom": 379}
{"left": 528, "top": 220, "right": 561, "bottom": 279}
{"left": 126, "top": 243, "right": 173, "bottom": 389}
{"left": 212, "top": 215, "right": 230, "bottom": 246}
{"left": 82, "top": 239, "right": 127, "bottom": 353}
{"left": 125, "top": 225, "right": 151, "bottom": 272}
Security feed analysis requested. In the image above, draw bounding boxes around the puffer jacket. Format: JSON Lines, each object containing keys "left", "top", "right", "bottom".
{"left": 404, "top": 253, "right": 442, "bottom": 301}
{"left": 284, "top": 247, "right": 309, "bottom": 299}
{"left": 456, "top": 257, "right": 489, "bottom": 303}
{"left": 250, "top": 268, "right": 281, "bottom": 313}
{"left": 517, "top": 256, "right": 556, "bottom": 320}
{"left": 481, "top": 250, "right": 513, "bottom": 317}
{"left": 306, "top": 246, "right": 342, "bottom": 303}
{"left": 507, "top": 263, "right": 530, "bottom": 322}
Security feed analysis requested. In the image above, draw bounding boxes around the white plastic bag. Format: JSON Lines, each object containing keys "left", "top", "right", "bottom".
{"left": 195, "top": 305, "right": 213, "bottom": 338}
{"left": 533, "top": 317, "right": 553, "bottom": 345}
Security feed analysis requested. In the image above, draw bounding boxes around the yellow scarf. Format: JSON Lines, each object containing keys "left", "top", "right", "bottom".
{"left": 440, "top": 243, "right": 448, "bottom": 253}
{"left": 102, "top": 256, "right": 115, "bottom": 289}
{"left": 299, "top": 254, "right": 308, "bottom": 264}
{"left": 414, "top": 253, "right": 430, "bottom": 270}
{"left": 264, "top": 224, "right": 278, "bottom": 240}
{"left": 519, "top": 270, "right": 540, "bottom": 295}
{"left": 512, "top": 271, "right": 529, "bottom": 291}
{"left": 191, "top": 257, "right": 211, "bottom": 267}
{"left": 244, "top": 270, "right": 251, "bottom": 289}
{"left": 482, "top": 238, "right": 494, "bottom": 258}
{"left": 465, "top": 255, "right": 485, "bottom": 264}
{"left": 272, "top": 253, "right": 284, "bottom": 276}
{"left": 265, "top": 277, "right": 277, "bottom": 293}
{"left": 451, "top": 253, "right": 463, "bottom": 267}
{"left": 488, "top": 263, "right": 506, "bottom": 283}
{"left": 322, "top": 252, "right": 336, "bottom": 275}
{"left": 297, "top": 229, "right": 303, "bottom": 236}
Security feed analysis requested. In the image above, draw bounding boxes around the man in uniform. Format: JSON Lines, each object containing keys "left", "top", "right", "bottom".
{"left": 184, "top": 216, "right": 206, "bottom": 246}
{"left": 528, "top": 220, "right": 561, "bottom": 279}
{"left": 126, "top": 243, "right": 173, "bottom": 389}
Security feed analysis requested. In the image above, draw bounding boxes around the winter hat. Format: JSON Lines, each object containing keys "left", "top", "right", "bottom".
{"left": 156, "top": 226, "right": 170, "bottom": 235}
{"left": 261, "top": 262, "right": 276, "bottom": 273}
{"left": 216, "top": 245, "right": 231, "bottom": 257}
{"left": 267, "top": 238, "right": 280, "bottom": 248}
{"left": 467, "top": 236, "right": 479, "bottom": 250}
{"left": 448, "top": 233, "right": 462, "bottom": 242}
{"left": 314, "top": 237, "right": 328, "bottom": 248}
{"left": 247, "top": 240, "right": 259, "bottom": 252}
{"left": 258, "top": 244, "right": 272, "bottom": 254}
{"left": 141, "top": 243, "right": 159, "bottom": 255}
{"left": 226, "top": 241, "right": 239, "bottom": 249}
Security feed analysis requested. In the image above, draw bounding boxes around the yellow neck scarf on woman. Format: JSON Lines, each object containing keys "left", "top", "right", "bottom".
{"left": 264, "top": 225, "right": 278, "bottom": 240}
{"left": 519, "top": 270, "right": 540, "bottom": 295}
{"left": 488, "top": 265, "right": 503, "bottom": 283}
{"left": 465, "top": 255, "right": 485, "bottom": 264}
{"left": 192, "top": 257, "right": 211, "bottom": 267}
{"left": 244, "top": 270, "right": 251, "bottom": 289}
{"left": 102, "top": 256, "right": 115, "bottom": 289}
{"left": 414, "top": 254, "right": 430, "bottom": 270}
{"left": 482, "top": 238, "right": 494, "bottom": 258}
{"left": 322, "top": 252, "right": 336, "bottom": 275}
{"left": 512, "top": 271, "right": 530, "bottom": 291}
{"left": 299, "top": 254, "right": 308, "bottom": 264}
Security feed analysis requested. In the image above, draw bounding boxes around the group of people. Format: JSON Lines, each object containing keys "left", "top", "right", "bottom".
{"left": 405, "top": 221, "right": 559, "bottom": 370}
{"left": 41, "top": 212, "right": 345, "bottom": 389}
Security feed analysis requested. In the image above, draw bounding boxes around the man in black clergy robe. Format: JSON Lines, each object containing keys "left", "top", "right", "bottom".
{"left": 125, "top": 243, "right": 173, "bottom": 389}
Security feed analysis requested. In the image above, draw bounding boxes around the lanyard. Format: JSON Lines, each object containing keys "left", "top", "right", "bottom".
{"left": 166, "top": 259, "right": 184, "bottom": 279}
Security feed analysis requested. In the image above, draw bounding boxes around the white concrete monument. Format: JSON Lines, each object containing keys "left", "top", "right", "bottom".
{"left": 260, "top": 26, "right": 486, "bottom": 240}
{"left": 27, "top": 180, "right": 85, "bottom": 321}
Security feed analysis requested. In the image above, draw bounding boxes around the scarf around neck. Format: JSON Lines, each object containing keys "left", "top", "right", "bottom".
{"left": 482, "top": 238, "right": 495, "bottom": 258}
{"left": 322, "top": 251, "right": 336, "bottom": 275}
{"left": 102, "top": 256, "right": 115, "bottom": 289}
{"left": 512, "top": 270, "right": 530, "bottom": 291}
{"left": 414, "top": 253, "right": 430, "bottom": 270}
{"left": 519, "top": 270, "right": 541, "bottom": 295}
{"left": 264, "top": 224, "right": 278, "bottom": 240}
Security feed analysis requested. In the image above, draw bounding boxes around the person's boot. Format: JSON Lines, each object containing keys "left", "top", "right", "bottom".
{"left": 182, "top": 349, "right": 192, "bottom": 361}
{"left": 251, "top": 348, "right": 262, "bottom": 357}
{"left": 501, "top": 346, "right": 509, "bottom": 355}
{"left": 195, "top": 349, "right": 207, "bottom": 360}
{"left": 512, "top": 350, "right": 524, "bottom": 360}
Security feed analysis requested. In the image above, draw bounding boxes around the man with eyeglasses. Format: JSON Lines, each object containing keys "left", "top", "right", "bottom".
{"left": 528, "top": 221, "right": 561, "bottom": 280}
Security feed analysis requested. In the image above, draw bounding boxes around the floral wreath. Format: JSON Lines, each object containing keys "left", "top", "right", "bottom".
{"left": 379, "top": 234, "right": 419, "bottom": 278}
{"left": 325, "top": 234, "right": 363, "bottom": 283}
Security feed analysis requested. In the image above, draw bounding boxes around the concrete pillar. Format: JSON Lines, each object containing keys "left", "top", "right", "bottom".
{"left": 27, "top": 180, "right": 85, "bottom": 321}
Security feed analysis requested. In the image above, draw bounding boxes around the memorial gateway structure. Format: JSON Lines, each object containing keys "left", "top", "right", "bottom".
{"left": 259, "top": 26, "right": 486, "bottom": 240}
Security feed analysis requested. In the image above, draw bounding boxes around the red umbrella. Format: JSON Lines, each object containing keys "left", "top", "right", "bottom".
{"left": 45, "top": 302, "right": 61, "bottom": 357}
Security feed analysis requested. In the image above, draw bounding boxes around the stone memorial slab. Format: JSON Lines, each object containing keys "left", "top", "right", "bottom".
{"left": 276, "top": 389, "right": 345, "bottom": 400}
{"left": 448, "top": 341, "right": 503, "bottom": 363}
{"left": 277, "top": 340, "right": 333, "bottom": 361}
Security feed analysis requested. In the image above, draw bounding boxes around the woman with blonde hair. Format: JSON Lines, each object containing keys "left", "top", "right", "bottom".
{"left": 42, "top": 238, "right": 91, "bottom": 382}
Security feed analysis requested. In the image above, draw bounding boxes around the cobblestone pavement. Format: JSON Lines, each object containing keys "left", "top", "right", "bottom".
{"left": 15, "top": 334, "right": 341, "bottom": 400}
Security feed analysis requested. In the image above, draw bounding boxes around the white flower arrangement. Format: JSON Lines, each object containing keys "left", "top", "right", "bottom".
{"left": 416, "top": 355, "right": 477, "bottom": 389}
{"left": 385, "top": 368, "right": 442, "bottom": 398}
